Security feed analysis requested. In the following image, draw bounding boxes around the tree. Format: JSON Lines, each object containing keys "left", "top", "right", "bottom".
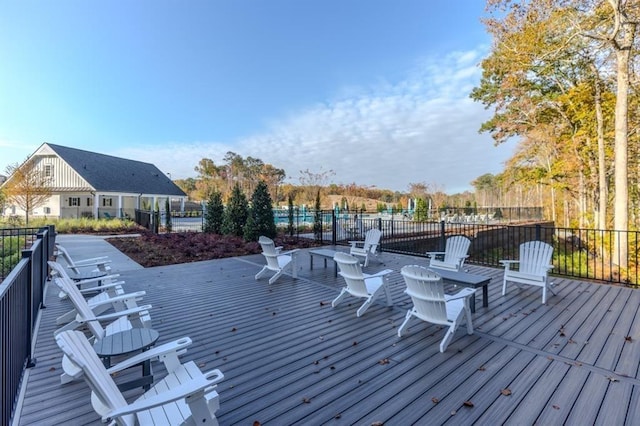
{"left": 244, "top": 181, "right": 277, "bottom": 241}
{"left": 204, "top": 190, "right": 224, "bottom": 234}
{"left": 3, "top": 160, "right": 52, "bottom": 225}
{"left": 221, "top": 184, "right": 249, "bottom": 237}
{"left": 287, "top": 193, "right": 295, "bottom": 237}
{"left": 164, "top": 198, "right": 172, "bottom": 233}
{"left": 313, "top": 189, "right": 322, "bottom": 239}
{"left": 414, "top": 198, "right": 428, "bottom": 221}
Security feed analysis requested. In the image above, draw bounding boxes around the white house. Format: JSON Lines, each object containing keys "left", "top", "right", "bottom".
{"left": 1, "top": 143, "right": 187, "bottom": 219}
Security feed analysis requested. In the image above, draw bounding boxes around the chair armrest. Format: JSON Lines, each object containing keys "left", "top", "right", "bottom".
{"left": 445, "top": 288, "right": 476, "bottom": 301}
{"left": 104, "top": 368, "right": 224, "bottom": 422}
{"left": 425, "top": 251, "right": 445, "bottom": 259}
{"left": 71, "top": 256, "right": 110, "bottom": 265}
{"left": 68, "top": 260, "right": 112, "bottom": 269}
{"left": 106, "top": 337, "right": 192, "bottom": 374}
{"left": 77, "top": 281, "right": 125, "bottom": 294}
{"left": 70, "top": 274, "right": 121, "bottom": 286}
{"left": 87, "top": 291, "right": 146, "bottom": 309}
{"left": 499, "top": 260, "right": 519, "bottom": 270}
{"left": 349, "top": 241, "right": 364, "bottom": 248}
{"left": 363, "top": 269, "right": 394, "bottom": 279}
{"left": 280, "top": 248, "right": 300, "bottom": 256}
{"left": 82, "top": 304, "right": 152, "bottom": 323}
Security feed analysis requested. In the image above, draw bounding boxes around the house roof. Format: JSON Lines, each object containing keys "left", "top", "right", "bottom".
{"left": 45, "top": 143, "right": 186, "bottom": 196}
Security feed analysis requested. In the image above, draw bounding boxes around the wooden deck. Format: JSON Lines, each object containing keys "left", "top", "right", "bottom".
{"left": 15, "top": 247, "right": 640, "bottom": 425}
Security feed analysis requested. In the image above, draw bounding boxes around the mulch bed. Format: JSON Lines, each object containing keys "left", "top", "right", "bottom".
{"left": 106, "top": 231, "right": 321, "bottom": 267}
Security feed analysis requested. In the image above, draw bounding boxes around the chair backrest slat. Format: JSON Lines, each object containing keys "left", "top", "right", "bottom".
{"left": 334, "top": 252, "right": 369, "bottom": 297}
{"left": 363, "top": 229, "right": 382, "bottom": 254}
{"left": 55, "top": 330, "right": 131, "bottom": 423}
{"left": 49, "top": 261, "right": 106, "bottom": 339}
{"left": 443, "top": 236, "right": 471, "bottom": 265}
{"left": 519, "top": 241, "right": 553, "bottom": 275}
{"left": 401, "top": 265, "right": 448, "bottom": 324}
{"left": 258, "top": 236, "right": 282, "bottom": 270}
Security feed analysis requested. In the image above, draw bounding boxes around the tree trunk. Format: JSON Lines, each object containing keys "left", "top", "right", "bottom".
{"left": 594, "top": 70, "right": 608, "bottom": 230}
{"left": 612, "top": 19, "right": 635, "bottom": 270}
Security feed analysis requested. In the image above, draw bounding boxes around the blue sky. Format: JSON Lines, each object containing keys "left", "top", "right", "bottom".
{"left": 0, "top": 1, "right": 514, "bottom": 193}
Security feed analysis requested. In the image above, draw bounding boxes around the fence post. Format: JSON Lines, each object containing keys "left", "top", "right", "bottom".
{"left": 439, "top": 220, "right": 446, "bottom": 251}
{"left": 21, "top": 250, "right": 36, "bottom": 368}
{"left": 36, "top": 232, "right": 47, "bottom": 310}
{"left": 535, "top": 224, "right": 541, "bottom": 241}
{"left": 332, "top": 210, "right": 337, "bottom": 245}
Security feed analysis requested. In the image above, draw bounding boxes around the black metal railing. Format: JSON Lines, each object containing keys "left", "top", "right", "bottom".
{"left": 312, "top": 210, "right": 640, "bottom": 286}
{"left": 0, "top": 225, "right": 55, "bottom": 425}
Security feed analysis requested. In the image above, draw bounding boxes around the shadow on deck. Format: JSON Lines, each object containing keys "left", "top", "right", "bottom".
{"left": 15, "top": 247, "right": 640, "bottom": 425}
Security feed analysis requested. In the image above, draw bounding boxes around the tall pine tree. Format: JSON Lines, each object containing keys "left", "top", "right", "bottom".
{"left": 204, "top": 190, "right": 224, "bottom": 234}
{"left": 244, "top": 180, "right": 277, "bottom": 241}
{"left": 221, "top": 184, "right": 249, "bottom": 237}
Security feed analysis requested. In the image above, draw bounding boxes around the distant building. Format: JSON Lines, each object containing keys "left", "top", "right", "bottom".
{"left": 1, "top": 143, "right": 186, "bottom": 219}
{"left": 0, "top": 174, "right": 6, "bottom": 185}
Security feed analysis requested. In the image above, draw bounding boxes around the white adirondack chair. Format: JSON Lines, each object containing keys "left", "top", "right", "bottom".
{"left": 255, "top": 236, "right": 299, "bottom": 284}
{"left": 54, "top": 243, "right": 112, "bottom": 277}
{"left": 349, "top": 228, "right": 382, "bottom": 267}
{"left": 398, "top": 265, "right": 475, "bottom": 352}
{"left": 55, "top": 330, "right": 224, "bottom": 426}
{"left": 500, "top": 241, "right": 555, "bottom": 304}
{"left": 50, "top": 261, "right": 145, "bottom": 325}
{"left": 332, "top": 252, "right": 393, "bottom": 317}
{"left": 426, "top": 235, "right": 471, "bottom": 272}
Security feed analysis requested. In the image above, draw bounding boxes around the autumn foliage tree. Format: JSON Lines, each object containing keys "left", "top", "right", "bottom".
{"left": 3, "top": 160, "right": 52, "bottom": 225}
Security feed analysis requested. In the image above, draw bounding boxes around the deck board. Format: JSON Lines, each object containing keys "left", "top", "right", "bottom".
{"left": 14, "top": 247, "right": 640, "bottom": 425}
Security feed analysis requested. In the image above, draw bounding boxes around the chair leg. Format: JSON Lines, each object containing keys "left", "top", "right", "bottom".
{"left": 331, "top": 288, "right": 349, "bottom": 308}
{"left": 357, "top": 296, "right": 374, "bottom": 317}
{"left": 440, "top": 325, "right": 456, "bottom": 353}
{"left": 186, "top": 389, "right": 219, "bottom": 425}
{"left": 502, "top": 278, "right": 508, "bottom": 296}
{"left": 383, "top": 284, "right": 393, "bottom": 307}
{"left": 255, "top": 266, "right": 269, "bottom": 280}
{"left": 397, "top": 310, "right": 414, "bottom": 337}
{"left": 268, "top": 270, "right": 284, "bottom": 285}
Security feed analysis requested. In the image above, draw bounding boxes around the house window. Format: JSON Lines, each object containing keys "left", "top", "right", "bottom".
{"left": 102, "top": 198, "right": 113, "bottom": 207}
{"left": 43, "top": 207, "right": 51, "bottom": 214}
{"left": 87, "top": 197, "right": 93, "bottom": 206}
{"left": 44, "top": 164, "right": 53, "bottom": 177}
{"left": 69, "top": 197, "right": 80, "bottom": 207}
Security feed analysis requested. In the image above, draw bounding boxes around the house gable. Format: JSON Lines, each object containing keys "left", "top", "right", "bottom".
{"left": 44, "top": 143, "right": 186, "bottom": 196}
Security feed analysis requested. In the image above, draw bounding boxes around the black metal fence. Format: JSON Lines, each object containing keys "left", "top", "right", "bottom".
{"left": 0, "top": 225, "right": 55, "bottom": 425}
{"left": 312, "top": 211, "right": 639, "bottom": 286}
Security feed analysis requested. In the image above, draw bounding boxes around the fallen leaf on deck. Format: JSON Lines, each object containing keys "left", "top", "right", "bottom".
{"left": 501, "top": 389, "right": 512, "bottom": 396}
{"left": 378, "top": 358, "right": 390, "bottom": 365}
{"left": 625, "top": 336, "right": 633, "bottom": 342}
{"left": 253, "top": 421, "right": 261, "bottom": 426}
{"left": 302, "top": 397, "right": 311, "bottom": 404}
{"left": 463, "top": 401, "right": 474, "bottom": 407}
{"left": 231, "top": 327, "right": 237, "bottom": 332}
{"left": 432, "top": 397, "right": 440, "bottom": 404}
{"left": 477, "top": 366, "right": 486, "bottom": 371}
{"left": 552, "top": 405, "right": 560, "bottom": 410}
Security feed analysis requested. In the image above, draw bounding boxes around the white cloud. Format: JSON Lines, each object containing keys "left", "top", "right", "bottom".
{"left": 117, "top": 48, "right": 513, "bottom": 193}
